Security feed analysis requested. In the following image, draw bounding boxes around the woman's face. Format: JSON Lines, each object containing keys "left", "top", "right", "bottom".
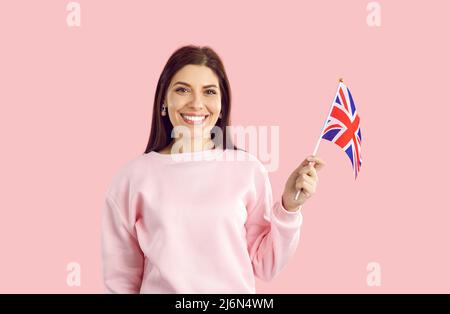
{"left": 165, "top": 64, "right": 221, "bottom": 139}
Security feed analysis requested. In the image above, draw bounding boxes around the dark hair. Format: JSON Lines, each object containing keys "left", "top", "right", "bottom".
{"left": 143, "top": 45, "right": 242, "bottom": 154}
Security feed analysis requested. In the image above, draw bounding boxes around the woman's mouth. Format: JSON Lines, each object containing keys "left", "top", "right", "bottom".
{"left": 180, "top": 113, "right": 209, "bottom": 125}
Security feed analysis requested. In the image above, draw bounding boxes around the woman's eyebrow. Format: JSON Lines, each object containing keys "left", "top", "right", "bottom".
{"left": 173, "top": 81, "right": 218, "bottom": 89}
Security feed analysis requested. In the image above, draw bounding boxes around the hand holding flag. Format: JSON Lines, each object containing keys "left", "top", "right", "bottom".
{"left": 282, "top": 155, "right": 326, "bottom": 211}
{"left": 282, "top": 79, "right": 362, "bottom": 212}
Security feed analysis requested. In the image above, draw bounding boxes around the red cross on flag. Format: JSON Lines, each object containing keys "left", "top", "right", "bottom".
{"left": 294, "top": 79, "right": 362, "bottom": 201}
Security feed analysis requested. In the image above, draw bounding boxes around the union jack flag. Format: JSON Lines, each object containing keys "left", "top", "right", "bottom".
{"left": 321, "top": 82, "right": 362, "bottom": 179}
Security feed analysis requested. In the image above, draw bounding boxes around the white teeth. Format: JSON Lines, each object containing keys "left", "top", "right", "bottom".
{"left": 181, "top": 114, "right": 207, "bottom": 121}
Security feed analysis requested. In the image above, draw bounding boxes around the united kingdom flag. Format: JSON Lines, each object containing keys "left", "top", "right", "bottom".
{"left": 321, "top": 82, "right": 362, "bottom": 179}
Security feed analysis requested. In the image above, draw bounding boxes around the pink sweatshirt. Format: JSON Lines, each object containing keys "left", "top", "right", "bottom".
{"left": 101, "top": 148, "right": 303, "bottom": 293}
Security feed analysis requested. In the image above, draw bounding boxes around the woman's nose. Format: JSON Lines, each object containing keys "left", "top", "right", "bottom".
{"left": 188, "top": 92, "right": 205, "bottom": 109}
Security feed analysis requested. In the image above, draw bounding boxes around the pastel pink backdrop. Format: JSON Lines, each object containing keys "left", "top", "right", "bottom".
{"left": 0, "top": 0, "right": 448, "bottom": 293}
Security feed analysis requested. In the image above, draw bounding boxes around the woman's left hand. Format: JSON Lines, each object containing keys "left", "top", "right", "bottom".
{"left": 282, "top": 155, "right": 326, "bottom": 212}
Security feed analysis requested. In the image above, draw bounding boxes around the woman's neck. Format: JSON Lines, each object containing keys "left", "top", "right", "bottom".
{"left": 161, "top": 138, "right": 216, "bottom": 154}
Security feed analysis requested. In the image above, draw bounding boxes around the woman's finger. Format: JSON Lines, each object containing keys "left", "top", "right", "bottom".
{"left": 296, "top": 181, "right": 314, "bottom": 198}
{"left": 298, "top": 173, "right": 316, "bottom": 187}
{"left": 297, "top": 158, "right": 311, "bottom": 170}
{"left": 306, "top": 155, "right": 326, "bottom": 171}
{"left": 298, "top": 164, "right": 317, "bottom": 180}
{"left": 295, "top": 178, "right": 314, "bottom": 192}
{"left": 303, "top": 179, "right": 316, "bottom": 193}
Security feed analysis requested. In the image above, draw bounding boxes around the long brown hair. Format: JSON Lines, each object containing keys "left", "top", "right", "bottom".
{"left": 144, "top": 45, "right": 241, "bottom": 154}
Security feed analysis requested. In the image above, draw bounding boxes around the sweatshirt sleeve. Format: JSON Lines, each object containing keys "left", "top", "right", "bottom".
{"left": 101, "top": 193, "right": 145, "bottom": 293}
{"left": 245, "top": 162, "right": 303, "bottom": 282}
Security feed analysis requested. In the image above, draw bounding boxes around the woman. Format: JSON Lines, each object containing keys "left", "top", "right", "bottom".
{"left": 101, "top": 45, "right": 325, "bottom": 293}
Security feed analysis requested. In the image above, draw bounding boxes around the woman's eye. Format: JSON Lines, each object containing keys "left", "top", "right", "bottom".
{"left": 175, "top": 87, "right": 216, "bottom": 95}
{"left": 176, "top": 87, "right": 188, "bottom": 93}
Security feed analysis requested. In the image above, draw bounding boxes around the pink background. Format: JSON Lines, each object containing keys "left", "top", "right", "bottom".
{"left": 0, "top": 0, "right": 449, "bottom": 293}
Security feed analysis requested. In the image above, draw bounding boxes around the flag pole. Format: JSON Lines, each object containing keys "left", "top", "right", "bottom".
{"left": 294, "top": 78, "right": 344, "bottom": 202}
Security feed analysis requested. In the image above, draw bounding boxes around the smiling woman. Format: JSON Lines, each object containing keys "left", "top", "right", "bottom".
{"left": 101, "top": 45, "right": 322, "bottom": 294}
{"left": 173, "top": 79, "right": 218, "bottom": 126}
{"left": 163, "top": 65, "right": 221, "bottom": 149}
{"left": 144, "top": 46, "right": 239, "bottom": 154}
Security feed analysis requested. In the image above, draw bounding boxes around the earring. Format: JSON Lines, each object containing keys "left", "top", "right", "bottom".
{"left": 161, "top": 103, "right": 167, "bottom": 116}
{"left": 219, "top": 112, "right": 223, "bottom": 119}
